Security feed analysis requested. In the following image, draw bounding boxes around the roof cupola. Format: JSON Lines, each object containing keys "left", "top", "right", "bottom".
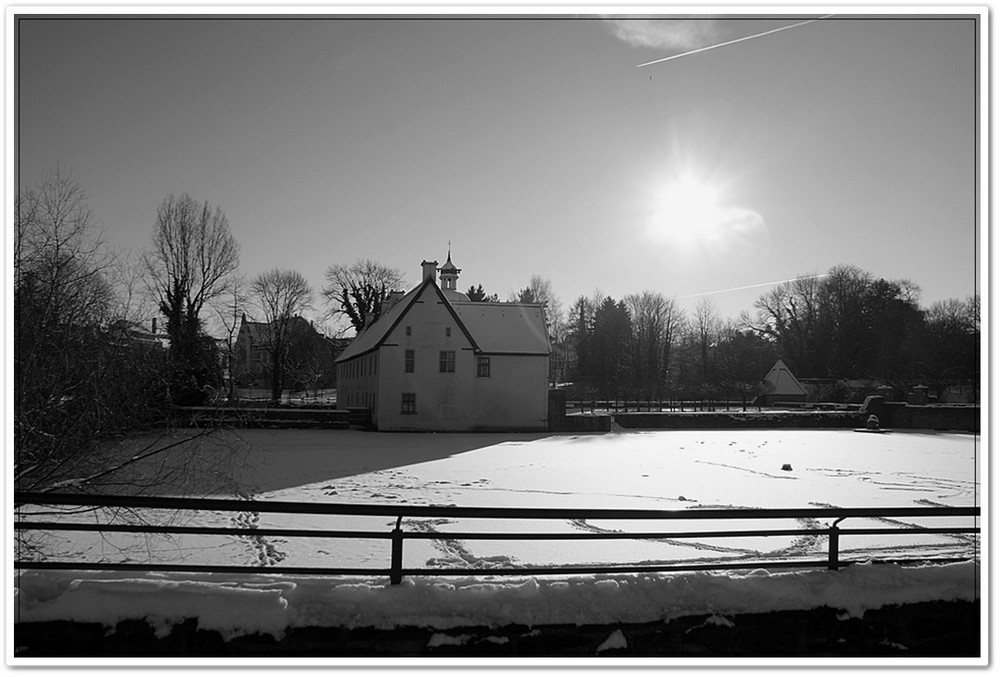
{"left": 438, "top": 247, "right": 461, "bottom": 291}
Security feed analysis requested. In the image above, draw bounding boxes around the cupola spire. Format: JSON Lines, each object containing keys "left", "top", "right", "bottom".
{"left": 438, "top": 244, "right": 461, "bottom": 291}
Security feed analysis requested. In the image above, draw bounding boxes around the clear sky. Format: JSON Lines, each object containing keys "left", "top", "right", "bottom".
{"left": 15, "top": 10, "right": 982, "bottom": 328}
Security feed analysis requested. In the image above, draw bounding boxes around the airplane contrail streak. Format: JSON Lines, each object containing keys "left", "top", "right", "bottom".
{"left": 636, "top": 15, "right": 835, "bottom": 68}
{"left": 678, "top": 274, "right": 829, "bottom": 300}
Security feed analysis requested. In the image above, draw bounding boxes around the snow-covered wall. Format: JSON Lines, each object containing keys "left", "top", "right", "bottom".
{"left": 14, "top": 562, "right": 980, "bottom": 643}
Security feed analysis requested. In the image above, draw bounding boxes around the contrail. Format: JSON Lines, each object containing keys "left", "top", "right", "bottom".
{"left": 636, "top": 15, "right": 835, "bottom": 68}
{"left": 678, "top": 274, "right": 829, "bottom": 300}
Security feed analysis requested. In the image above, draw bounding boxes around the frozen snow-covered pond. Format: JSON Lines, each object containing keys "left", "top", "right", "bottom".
{"left": 18, "top": 429, "right": 981, "bottom": 573}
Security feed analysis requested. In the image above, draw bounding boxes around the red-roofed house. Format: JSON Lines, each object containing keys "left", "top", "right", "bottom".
{"left": 335, "top": 254, "right": 551, "bottom": 431}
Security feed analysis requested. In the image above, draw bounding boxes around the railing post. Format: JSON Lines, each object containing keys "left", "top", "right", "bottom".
{"left": 828, "top": 518, "right": 845, "bottom": 570}
{"left": 390, "top": 516, "right": 404, "bottom": 585}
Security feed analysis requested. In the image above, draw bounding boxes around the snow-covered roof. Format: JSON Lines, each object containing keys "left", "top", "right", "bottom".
{"left": 442, "top": 288, "right": 471, "bottom": 303}
{"left": 335, "top": 277, "right": 549, "bottom": 363}
{"left": 451, "top": 301, "right": 549, "bottom": 355}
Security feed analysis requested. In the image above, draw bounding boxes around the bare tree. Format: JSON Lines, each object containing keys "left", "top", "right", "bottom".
{"left": 250, "top": 268, "right": 314, "bottom": 402}
{"left": 511, "top": 275, "right": 565, "bottom": 339}
{"left": 107, "top": 248, "right": 160, "bottom": 329}
{"left": 144, "top": 193, "right": 239, "bottom": 403}
{"left": 511, "top": 275, "right": 567, "bottom": 385}
{"left": 14, "top": 170, "right": 174, "bottom": 494}
{"left": 213, "top": 273, "right": 248, "bottom": 401}
{"left": 14, "top": 174, "right": 258, "bottom": 577}
{"left": 624, "top": 291, "right": 683, "bottom": 400}
{"left": 743, "top": 273, "right": 821, "bottom": 374}
{"left": 693, "top": 297, "right": 721, "bottom": 384}
{"left": 323, "top": 259, "right": 405, "bottom": 334}
{"left": 16, "top": 169, "right": 113, "bottom": 331}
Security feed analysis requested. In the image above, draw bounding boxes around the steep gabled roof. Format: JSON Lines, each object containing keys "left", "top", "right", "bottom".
{"left": 240, "top": 316, "right": 317, "bottom": 344}
{"left": 335, "top": 277, "right": 550, "bottom": 363}
{"left": 762, "top": 358, "right": 808, "bottom": 397}
{"left": 335, "top": 277, "right": 477, "bottom": 363}
{"left": 239, "top": 318, "right": 271, "bottom": 344}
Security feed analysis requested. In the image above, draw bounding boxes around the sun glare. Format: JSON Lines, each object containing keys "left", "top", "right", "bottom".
{"left": 648, "top": 176, "right": 724, "bottom": 244}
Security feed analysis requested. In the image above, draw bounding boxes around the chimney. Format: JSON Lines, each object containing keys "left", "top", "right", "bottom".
{"left": 421, "top": 260, "right": 438, "bottom": 282}
{"left": 151, "top": 317, "right": 157, "bottom": 334}
{"left": 386, "top": 290, "right": 405, "bottom": 308}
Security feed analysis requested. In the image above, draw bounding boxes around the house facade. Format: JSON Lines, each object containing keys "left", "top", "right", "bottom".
{"left": 232, "top": 315, "right": 341, "bottom": 392}
{"left": 335, "top": 255, "right": 550, "bottom": 431}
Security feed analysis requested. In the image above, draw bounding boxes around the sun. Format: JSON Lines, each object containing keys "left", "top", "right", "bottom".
{"left": 649, "top": 176, "right": 726, "bottom": 244}
{"left": 647, "top": 176, "right": 724, "bottom": 245}
{"left": 643, "top": 171, "right": 771, "bottom": 260}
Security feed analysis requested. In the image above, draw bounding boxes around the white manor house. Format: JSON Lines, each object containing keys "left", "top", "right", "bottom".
{"left": 335, "top": 254, "right": 551, "bottom": 431}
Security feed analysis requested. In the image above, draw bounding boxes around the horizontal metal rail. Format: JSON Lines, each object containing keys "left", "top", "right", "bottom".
{"left": 13, "top": 492, "right": 981, "bottom": 520}
{"left": 15, "top": 521, "right": 981, "bottom": 541}
{"left": 14, "top": 492, "right": 980, "bottom": 584}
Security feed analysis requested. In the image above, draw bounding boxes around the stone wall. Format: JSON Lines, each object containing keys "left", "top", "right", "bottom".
{"left": 548, "top": 390, "right": 612, "bottom": 433}
{"left": 614, "top": 411, "right": 864, "bottom": 430}
{"left": 860, "top": 397, "right": 980, "bottom": 433}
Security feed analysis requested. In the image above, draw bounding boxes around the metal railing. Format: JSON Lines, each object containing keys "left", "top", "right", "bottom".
{"left": 14, "top": 492, "right": 980, "bottom": 585}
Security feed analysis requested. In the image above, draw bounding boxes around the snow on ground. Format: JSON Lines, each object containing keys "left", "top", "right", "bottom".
{"left": 14, "top": 429, "right": 982, "bottom": 642}
{"left": 14, "top": 561, "right": 980, "bottom": 641}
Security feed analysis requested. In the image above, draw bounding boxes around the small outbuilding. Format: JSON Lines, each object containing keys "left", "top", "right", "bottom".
{"left": 758, "top": 358, "right": 809, "bottom": 406}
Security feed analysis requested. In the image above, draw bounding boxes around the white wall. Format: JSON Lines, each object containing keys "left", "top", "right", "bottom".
{"left": 374, "top": 285, "right": 548, "bottom": 431}
{"left": 377, "top": 285, "right": 475, "bottom": 431}
{"left": 470, "top": 354, "right": 549, "bottom": 430}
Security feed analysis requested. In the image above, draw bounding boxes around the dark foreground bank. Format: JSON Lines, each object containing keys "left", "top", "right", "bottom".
{"left": 14, "top": 599, "right": 979, "bottom": 659}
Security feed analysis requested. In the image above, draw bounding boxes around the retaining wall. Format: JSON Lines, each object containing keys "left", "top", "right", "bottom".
{"left": 614, "top": 411, "right": 865, "bottom": 430}
{"left": 860, "top": 398, "right": 980, "bottom": 433}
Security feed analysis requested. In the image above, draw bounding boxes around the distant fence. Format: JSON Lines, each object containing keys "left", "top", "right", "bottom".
{"left": 566, "top": 400, "right": 752, "bottom": 414}
{"left": 176, "top": 406, "right": 350, "bottom": 429}
{"left": 15, "top": 493, "right": 980, "bottom": 586}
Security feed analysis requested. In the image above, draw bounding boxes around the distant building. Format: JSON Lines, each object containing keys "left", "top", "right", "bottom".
{"left": 115, "top": 317, "right": 170, "bottom": 351}
{"left": 232, "top": 315, "right": 341, "bottom": 392}
{"left": 335, "top": 253, "right": 551, "bottom": 431}
{"left": 757, "top": 358, "right": 808, "bottom": 405}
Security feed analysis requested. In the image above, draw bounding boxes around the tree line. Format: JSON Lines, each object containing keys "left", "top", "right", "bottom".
{"left": 14, "top": 170, "right": 980, "bottom": 493}
{"left": 547, "top": 266, "right": 979, "bottom": 405}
